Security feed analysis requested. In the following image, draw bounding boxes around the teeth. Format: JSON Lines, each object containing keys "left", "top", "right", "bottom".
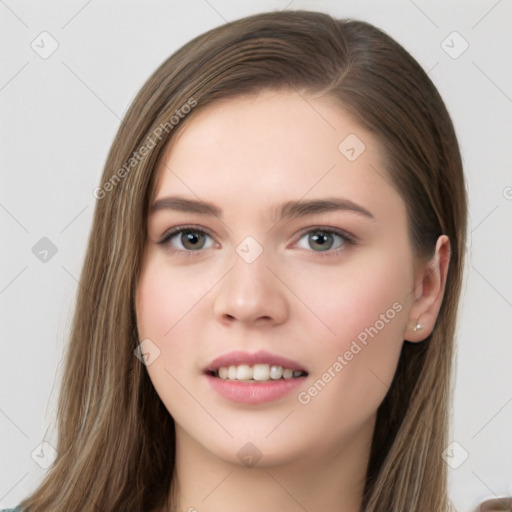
{"left": 236, "top": 364, "right": 253, "bottom": 380}
{"left": 253, "top": 364, "right": 270, "bottom": 381}
{"left": 270, "top": 364, "right": 283, "bottom": 379}
{"left": 215, "top": 364, "right": 306, "bottom": 381}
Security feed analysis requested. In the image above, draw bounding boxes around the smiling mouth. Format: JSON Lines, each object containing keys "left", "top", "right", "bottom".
{"left": 207, "top": 363, "right": 308, "bottom": 382}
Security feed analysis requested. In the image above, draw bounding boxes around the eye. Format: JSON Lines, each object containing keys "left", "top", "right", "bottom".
{"left": 295, "top": 228, "right": 352, "bottom": 252}
{"left": 159, "top": 226, "right": 216, "bottom": 251}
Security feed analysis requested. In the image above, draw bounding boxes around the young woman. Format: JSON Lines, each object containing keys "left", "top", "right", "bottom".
{"left": 4, "top": 8, "right": 495, "bottom": 512}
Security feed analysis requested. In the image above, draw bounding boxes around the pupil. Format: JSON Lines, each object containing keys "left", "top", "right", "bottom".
{"left": 182, "top": 231, "right": 204, "bottom": 250}
{"left": 310, "top": 232, "right": 332, "bottom": 251}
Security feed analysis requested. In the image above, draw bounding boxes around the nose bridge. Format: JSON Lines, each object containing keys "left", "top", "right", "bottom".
{"left": 213, "top": 243, "right": 288, "bottom": 325}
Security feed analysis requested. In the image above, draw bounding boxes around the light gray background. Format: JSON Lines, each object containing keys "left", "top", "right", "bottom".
{"left": 1, "top": 1, "right": 511, "bottom": 511}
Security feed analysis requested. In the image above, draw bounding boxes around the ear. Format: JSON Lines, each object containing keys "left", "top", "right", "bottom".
{"left": 405, "top": 235, "right": 451, "bottom": 342}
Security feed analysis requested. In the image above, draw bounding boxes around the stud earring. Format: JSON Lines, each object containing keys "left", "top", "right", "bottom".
{"left": 413, "top": 322, "right": 423, "bottom": 333}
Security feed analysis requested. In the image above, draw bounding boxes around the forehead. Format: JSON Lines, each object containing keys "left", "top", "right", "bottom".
{"left": 152, "top": 90, "right": 400, "bottom": 219}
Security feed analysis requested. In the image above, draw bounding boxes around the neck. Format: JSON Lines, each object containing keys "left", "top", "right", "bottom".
{"left": 168, "top": 418, "right": 374, "bottom": 512}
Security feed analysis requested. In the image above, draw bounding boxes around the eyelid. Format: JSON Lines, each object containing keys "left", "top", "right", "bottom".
{"left": 289, "top": 228, "right": 356, "bottom": 259}
{"left": 293, "top": 225, "right": 357, "bottom": 245}
{"left": 158, "top": 224, "right": 357, "bottom": 255}
{"left": 158, "top": 224, "right": 217, "bottom": 251}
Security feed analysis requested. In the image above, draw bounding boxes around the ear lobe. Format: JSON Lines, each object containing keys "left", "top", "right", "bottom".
{"left": 405, "top": 235, "right": 451, "bottom": 342}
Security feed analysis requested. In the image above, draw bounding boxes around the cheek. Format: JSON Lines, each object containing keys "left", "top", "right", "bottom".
{"left": 135, "top": 259, "right": 191, "bottom": 378}
{"left": 136, "top": 266, "right": 173, "bottom": 341}
{"left": 290, "top": 250, "right": 412, "bottom": 413}
{"left": 135, "top": 257, "right": 221, "bottom": 381}
{"left": 291, "top": 249, "right": 412, "bottom": 350}
{"left": 136, "top": 257, "right": 209, "bottom": 340}
{"left": 135, "top": 260, "right": 203, "bottom": 419}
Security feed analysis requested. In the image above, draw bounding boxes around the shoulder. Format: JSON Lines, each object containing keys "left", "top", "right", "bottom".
{"left": 475, "top": 497, "right": 512, "bottom": 511}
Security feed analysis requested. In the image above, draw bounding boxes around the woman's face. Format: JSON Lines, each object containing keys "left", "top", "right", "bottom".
{"left": 136, "top": 90, "right": 420, "bottom": 469}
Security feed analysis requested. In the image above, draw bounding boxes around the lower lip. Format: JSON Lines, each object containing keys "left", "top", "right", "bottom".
{"left": 205, "top": 374, "right": 306, "bottom": 404}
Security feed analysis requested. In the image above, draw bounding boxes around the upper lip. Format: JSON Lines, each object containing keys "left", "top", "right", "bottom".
{"left": 205, "top": 350, "right": 308, "bottom": 373}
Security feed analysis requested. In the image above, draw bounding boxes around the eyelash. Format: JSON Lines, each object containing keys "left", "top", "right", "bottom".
{"left": 158, "top": 224, "right": 356, "bottom": 258}
{"left": 159, "top": 225, "right": 217, "bottom": 258}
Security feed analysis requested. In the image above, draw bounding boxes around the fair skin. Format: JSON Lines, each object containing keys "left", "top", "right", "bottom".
{"left": 136, "top": 90, "right": 450, "bottom": 512}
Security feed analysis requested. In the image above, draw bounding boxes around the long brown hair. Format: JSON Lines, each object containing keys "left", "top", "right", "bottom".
{"left": 19, "top": 10, "right": 467, "bottom": 512}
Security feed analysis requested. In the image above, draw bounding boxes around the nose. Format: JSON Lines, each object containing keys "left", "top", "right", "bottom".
{"left": 213, "top": 251, "right": 289, "bottom": 327}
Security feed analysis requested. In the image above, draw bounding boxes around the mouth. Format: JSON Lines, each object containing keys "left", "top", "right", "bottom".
{"left": 204, "top": 350, "right": 308, "bottom": 382}
{"left": 207, "top": 364, "right": 308, "bottom": 382}
{"left": 204, "top": 350, "right": 308, "bottom": 404}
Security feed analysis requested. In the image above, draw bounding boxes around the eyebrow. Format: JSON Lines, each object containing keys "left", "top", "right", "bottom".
{"left": 150, "top": 196, "right": 375, "bottom": 220}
